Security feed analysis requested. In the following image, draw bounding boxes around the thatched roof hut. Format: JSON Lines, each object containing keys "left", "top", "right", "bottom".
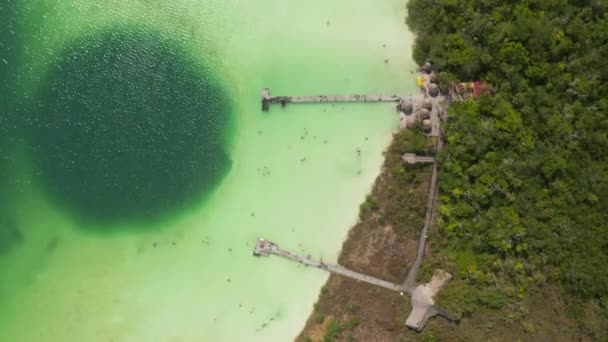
{"left": 428, "top": 83, "right": 439, "bottom": 97}
{"left": 422, "top": 62, "right": 433, "bottom": 74}
{"left": 400, "top": 101, "right": 413, "bottom": 114}
{"left": 406, "top": 118, "right": 418, "bottom": 129}
{"left": 421, "top": 100, "right": 433, "bottom": 111}
{"left": 416, "top": 108, "right": 430, "bottom": 120}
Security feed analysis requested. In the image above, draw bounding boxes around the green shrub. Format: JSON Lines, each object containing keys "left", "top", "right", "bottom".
{"left": 347, "top": 302, "right": 360, "bottom": 313}
{"left": 323, "top": 319, "right": 343, "bottom": 342}
{"left": 345, "top": 316, "right": 360, "bottom": 331}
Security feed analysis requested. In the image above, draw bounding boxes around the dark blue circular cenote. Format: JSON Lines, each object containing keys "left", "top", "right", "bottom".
{"left": 31, "top": 25, "right": 233, "bottom": 227}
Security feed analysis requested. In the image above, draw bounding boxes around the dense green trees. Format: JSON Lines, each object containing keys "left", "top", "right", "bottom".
{"left": 407, "top": 0, "right": 608, "bottom": 336}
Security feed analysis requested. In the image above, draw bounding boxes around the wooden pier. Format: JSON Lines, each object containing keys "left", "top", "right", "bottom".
{"left": 260, "top": 87, "right": 442, "bottom": 138}
{"left": 253, "top": 238, "right": 458, "bottom": 330}
{"left": 254, "top": 238, "right": 410, "bottom": 294}
{"left": 402, "top": 153, "right": 435, "bottom": 164}
{"left": 262, "top": 88, "right": 405, "bottom": 111}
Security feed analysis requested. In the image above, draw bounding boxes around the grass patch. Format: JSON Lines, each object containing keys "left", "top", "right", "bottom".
{"left": 323, "top": 318, "right": 343, "bottom": 342}
{"left": 345, "top": 316, "right": 360, "bottom": 331}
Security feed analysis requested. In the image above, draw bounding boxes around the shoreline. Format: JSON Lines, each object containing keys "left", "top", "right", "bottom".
{"left": 297, "top": 128, "right": 435, "bottom": 341}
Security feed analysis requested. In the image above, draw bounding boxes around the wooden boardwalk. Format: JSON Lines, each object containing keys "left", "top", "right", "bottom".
{"left": 402, "top": 139, "right": 443, "bottom": 289}
{"left": 262, "top": 88, "right": 405, "bottom": 111}
{"left": 402, "top": 153, "right": 435, "bottom": 164}
{"left": 253, "top": 238, "right": 457, "bottom": 331}
{"left": 260, "top": 87, "right": 442, "bottom": 138}
{"left": 254, "top": 238, "right": 411, "bottom": 294}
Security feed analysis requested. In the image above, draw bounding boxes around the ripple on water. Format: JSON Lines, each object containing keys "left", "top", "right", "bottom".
{"left": 30, "top": 25, "right": 232, "bottom": 228}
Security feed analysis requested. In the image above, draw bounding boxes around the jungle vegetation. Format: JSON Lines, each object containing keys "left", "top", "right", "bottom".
{"left": 407, "top": 0, "right": 608, "bottom": 337}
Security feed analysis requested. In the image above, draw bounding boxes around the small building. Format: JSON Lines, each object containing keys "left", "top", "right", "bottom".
{"left": 399, "top": 101, "right": 413, "bottom": 114}
{"left": 450, "top": 81, "right": 490, "bottom": 100}
{"left": 421, "top": 100, "right": 433, "bottom": 111}
{"left": 416, "top": 108, "right": 430, "bottom": 120}
{"left": 422, "top": 119, "right": 432, "bottom": 130}
{"left": 421, "top": 62, "right": 434, "bottom": 74}
{"left": 428, "top": 83, "right": 440, "bottom": 97}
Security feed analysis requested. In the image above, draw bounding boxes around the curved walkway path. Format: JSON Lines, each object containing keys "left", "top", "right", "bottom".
{"left": 402, "top": 138, "right": 442, "bottom": 289}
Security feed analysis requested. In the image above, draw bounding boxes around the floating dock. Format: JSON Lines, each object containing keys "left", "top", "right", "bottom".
{"left": 254, "top": 238, "right": 410, "bottom": 294}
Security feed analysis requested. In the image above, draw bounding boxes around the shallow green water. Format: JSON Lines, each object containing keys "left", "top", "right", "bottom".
{"left": 0, "top": 0, "right": 417, "bottom": 340}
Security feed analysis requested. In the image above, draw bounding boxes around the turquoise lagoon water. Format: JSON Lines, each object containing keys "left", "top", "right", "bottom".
{"left": 0, "top": 0, "right": 417, "bottom": 340}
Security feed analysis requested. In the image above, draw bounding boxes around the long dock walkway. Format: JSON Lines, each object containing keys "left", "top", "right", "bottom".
{"left": 254, "top": 238, "right": 411, "bottom": 294}
{"left": 262, "top": 88, "right": 407, "bottom": 111}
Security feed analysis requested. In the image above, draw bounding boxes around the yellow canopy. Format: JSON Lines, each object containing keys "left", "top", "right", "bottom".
{"left": 416, "top": 76, "right": 425, "bottom": 87}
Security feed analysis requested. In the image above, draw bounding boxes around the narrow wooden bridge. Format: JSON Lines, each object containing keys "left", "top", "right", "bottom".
{"left": 261, "top": 88, "right": 406, "bottom": 111}
{"left": 254, "top": 238, "right": 411, "bottom": 294}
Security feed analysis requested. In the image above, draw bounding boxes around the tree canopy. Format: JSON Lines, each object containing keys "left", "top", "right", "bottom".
{"left": 407, "top": 0, "right": 608, "bottom": 336}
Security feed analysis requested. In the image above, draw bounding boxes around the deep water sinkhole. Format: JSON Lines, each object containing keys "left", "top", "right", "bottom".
{"left": 28, "top": 26, "right": 233, "bottom": 228}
